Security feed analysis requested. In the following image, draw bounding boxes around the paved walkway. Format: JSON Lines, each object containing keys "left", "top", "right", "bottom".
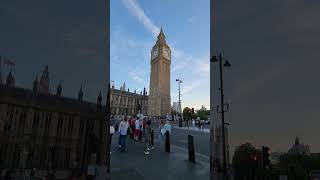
{"left": 109, "top": 132, "right": 210, "bottom": 180}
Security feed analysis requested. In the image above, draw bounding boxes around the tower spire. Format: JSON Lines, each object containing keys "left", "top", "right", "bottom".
{"left": 157, "top": 26, "right": 165, "bottom": 40}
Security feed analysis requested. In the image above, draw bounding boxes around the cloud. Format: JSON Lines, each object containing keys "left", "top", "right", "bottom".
{"left": 128, "top": 68, "right": 147, "bottom": 84}
{"left": 196, "top": 57, "right": 210, "bottom": 75}
{"left": 120, "top": 0, "right": 210, "bottom": 108}
{"left": 121, "top": 0, "right": 160, "bottom": 37}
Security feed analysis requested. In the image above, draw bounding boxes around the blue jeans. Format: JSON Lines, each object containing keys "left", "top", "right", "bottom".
{"left": 119, "top": 134, "right": 127, "bottom": 152}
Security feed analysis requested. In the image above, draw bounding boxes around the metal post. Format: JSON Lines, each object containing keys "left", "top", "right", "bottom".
{"left": 176, "top": 79, "right": 183, "bottom": 127}
{"left": 219, "top": 53, "right": 227, "bottom": 180}
{"left": 165, "top": 131, "right": 170, "bottom": 152}
{"left": 188, "top": 135, "right": 195, "bottom": 163}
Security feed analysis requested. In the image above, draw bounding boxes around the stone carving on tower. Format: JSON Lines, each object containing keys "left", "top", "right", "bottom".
{"left": 147, "top": 26, "right": 171, "bottom": 117}
{"left": 38, "top": 65, "right": 49, "bottom": 94}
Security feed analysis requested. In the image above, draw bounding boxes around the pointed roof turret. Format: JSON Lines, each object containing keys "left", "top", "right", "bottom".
{"left": 157, "top": 26, "right": 166, "bottom": 40}
{"left": 39, "top": 65, "right": 49, "bottom": 94}
{"left": 33, "top": 75, "right": 39, "bottom": 93}
{"left": 56, "top": 81, "right": 62, "bottom": 96}
{"left": 6, "top": 71, "right": 15, "bottom": 87}
{"left": 78, "top": 85, "right": 83, "bottom": 101}
{"left": 295, "top": 136, "right": 300, "bottom": 146}
{"left": 97, "top": 90, "right": 102, "bottom": 106}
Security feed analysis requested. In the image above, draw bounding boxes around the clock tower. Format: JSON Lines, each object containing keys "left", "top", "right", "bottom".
{"left": 148, "top": 27, "right": 171, "bottom": 117}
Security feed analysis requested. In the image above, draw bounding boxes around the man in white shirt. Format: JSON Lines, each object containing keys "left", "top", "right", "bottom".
{"left": 192, "top": 119, "right": 196, "bottom": 129}
{"left": 163, "top": 120, "right": 172, "bottom": 135}
{"left": 118, "top": 117, "right": 129, "bottom": 152}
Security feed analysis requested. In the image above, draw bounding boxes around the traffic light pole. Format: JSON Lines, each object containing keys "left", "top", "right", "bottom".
{"left": 218, "top": 54, "right": 227, "bottom": 180}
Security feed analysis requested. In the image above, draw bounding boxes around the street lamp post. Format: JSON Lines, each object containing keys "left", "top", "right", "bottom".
{"left": 176, "top": 79, "right": 182, "bottom": 127}
{"left": 211, "top": 53, "right": 231, "bottom": 180}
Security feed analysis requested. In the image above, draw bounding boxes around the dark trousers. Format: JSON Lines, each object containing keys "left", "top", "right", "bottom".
{"left": 139, "top": 129, "right": 142, "bottom": 141}
{"left": 119, "top": 134, "right": 127, "bottom": 152}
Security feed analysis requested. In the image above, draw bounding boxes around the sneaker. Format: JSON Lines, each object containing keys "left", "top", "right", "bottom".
{"left": 147, "top": 148, "right": 150, "bottom": 151}
{"left": 150, "top": 146, "right": 155, "bottom": 150}
{"left": 144, "top": 151, "right": 150, "bottom": 155}
{"left": 118, "top": 145, "right": 121, "bottom": 148}
{"left": 110, "top": 152, "right": 112, "bottom": 154}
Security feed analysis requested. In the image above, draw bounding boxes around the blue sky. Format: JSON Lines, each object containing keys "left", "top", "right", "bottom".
{"left": 111, "top": 0, "right": 210, "bottom": 110}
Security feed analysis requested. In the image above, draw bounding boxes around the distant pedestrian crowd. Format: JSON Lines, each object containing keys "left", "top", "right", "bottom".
{"left": 109, "top": 115, "right": 172, "bottom": 155}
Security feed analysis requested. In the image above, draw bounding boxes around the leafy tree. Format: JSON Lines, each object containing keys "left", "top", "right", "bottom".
{"left": 278, "top": 153, "right": 320, "bottom": 180}
{"left": 183, "top": 107, "right": 192, "bottom": 120}
{"left": 196, "top": 105, "right": 210, "bottom": 120}
{"left": 232, "top": 143, "right": 262, "bottom": 180}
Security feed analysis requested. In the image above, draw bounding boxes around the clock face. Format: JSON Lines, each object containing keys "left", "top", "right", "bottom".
{"left": 152, "top": 48, "right": 158, "bottom": 59}
{"left": 163, "top": 48, "right": 170, "bottom": 59}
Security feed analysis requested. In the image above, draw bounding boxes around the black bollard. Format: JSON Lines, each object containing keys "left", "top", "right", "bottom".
{"left": 151, "top": 129, "right": 154, "bottom": 146}
{"left": 165, "top": 130, "right": 170, "bottom": 152}
{"left": 188, "top": 135, "right": 195, "bottom": 163}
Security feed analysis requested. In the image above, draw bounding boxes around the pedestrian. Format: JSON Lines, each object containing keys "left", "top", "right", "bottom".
{"left": 118, "top": 118, "right": 123, "bottom": 148}
{"left": 115, "top": 119, "right": 119, "bottom": 132}
{"left": 129, "top": 118, "right": 135, "bottom": 140}
{"left": 148, "top": 119, "right": 155, "bottom": 149}
{"left": 139, "top": 118, "right": 146, "bottom": 141}
{"left": 110, "top": 123, "right": 115, "bottom": 154}
{"left": 158, "top": 120, "right": 165, "bottom": 141}
{"left": 134, "top": 118, "right": 140, "bottom": 141}
{"left": 192, "top": 119, "right": 195, "bottom": 129}
{"left": 143, "top": 120, "right": 152, "bottom": 155}
{"left": 118, "top": 117, "right": 130, "bottom": 152}
{"left": 163, "top": 120, "right": 172, "bottom": 135}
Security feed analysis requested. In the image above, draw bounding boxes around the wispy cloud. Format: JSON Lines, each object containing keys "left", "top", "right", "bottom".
{"left": 120, "top": 0, "right": 210, "bottom": 109}
{"left": 128, "top": 68, "right": 147, "bottom": 84}
{"left": 121, "top": 0, "right": 160, "bottom": 37}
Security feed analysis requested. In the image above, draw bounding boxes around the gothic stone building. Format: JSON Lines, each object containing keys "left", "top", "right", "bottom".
{"left": 0, "top": 66, "right": 108, "bottom": 170}
{"left": 110, "top": 83, "right": 148, "bottom": 118}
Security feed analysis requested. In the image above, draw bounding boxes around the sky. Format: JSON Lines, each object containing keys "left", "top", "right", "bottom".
{"left": 212, "top": 0, "right": 320, "bottom": 155}
{"left": 0, "top": 0, "right": 108, "bottom": 103}
{"left": 110, "top": 0, "right": 210, "bottom": 110}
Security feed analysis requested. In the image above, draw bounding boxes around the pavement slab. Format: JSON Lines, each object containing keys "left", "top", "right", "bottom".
{"left": 109, "top": 132, "right": 210, "bottom": 180}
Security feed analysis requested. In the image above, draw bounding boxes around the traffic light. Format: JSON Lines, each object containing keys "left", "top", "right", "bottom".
{"left": 262, "top": 146, "right": 271, "bottom": 168}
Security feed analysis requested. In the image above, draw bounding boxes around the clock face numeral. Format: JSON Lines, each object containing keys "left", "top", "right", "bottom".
{"left": 163, "top": 48, "right": 170, "bottom": 59}
{"left": 152, "top": 48, "right": 158, "bottom": 59}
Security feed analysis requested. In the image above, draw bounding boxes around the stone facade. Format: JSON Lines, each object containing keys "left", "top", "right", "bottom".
{"left": 148, "top": 27, "right": 171, "bottom": 117}
{"left": 110, "top": 83, "right": 148, "bottom": 118}
{"left": 0, "top": 67, "right": 108, "bottom": 170}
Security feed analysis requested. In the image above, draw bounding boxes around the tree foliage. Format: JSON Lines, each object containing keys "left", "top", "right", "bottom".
{"left": 183, "top": 107, "right": 192, "bottom": 120}
{"left": 232, "top": 143, "right": 262, "bottom": 180}
{"left": 196, "top": 105, "right": 210, "bottom": 120}
{"left": 278, "top": 153, "right": 320, "bottom": 180}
